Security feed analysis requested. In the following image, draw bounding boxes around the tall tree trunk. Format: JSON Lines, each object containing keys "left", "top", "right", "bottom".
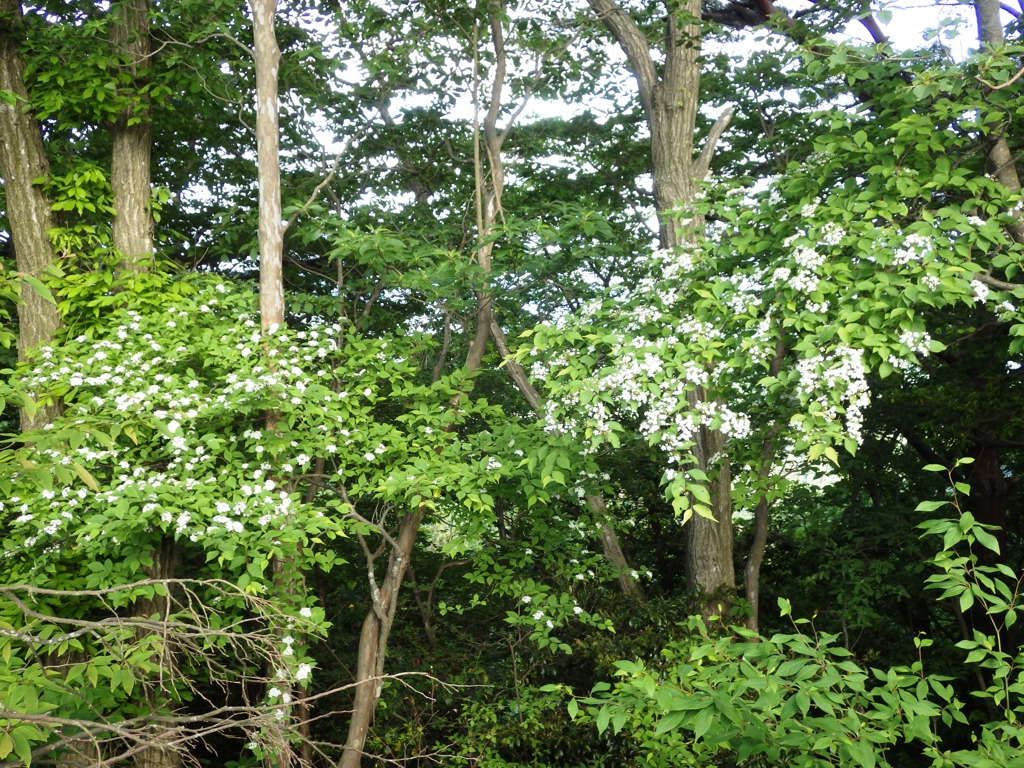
{"left": 0, "top": 0, "right": 62, "bottom": 431}
{"left": 108, "top": 6, "right": 180, "bottom": 768}
{"left": 251, "top": 0, "right": 284, "bottom": 330}
{"left": 478, "top": 2, "right": 646, "bottom": 603}
{"left": 250, "top": 2, "right": 293, "bottom": 766}
{"left": 110, "top": 0, "right": 155, "bottom": 274}
{"left": 587, "top": 0, "right": 736, "bottom": 617}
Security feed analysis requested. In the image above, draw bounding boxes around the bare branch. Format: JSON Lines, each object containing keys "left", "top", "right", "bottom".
{"left": 694, "top": 106, "right": 735, "bottom": 181}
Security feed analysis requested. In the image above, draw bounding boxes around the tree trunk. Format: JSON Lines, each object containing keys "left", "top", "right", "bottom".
{"left": 107, "top": 7, "right": 181, "bottom": 767}
{"left": 133, "top": 539, "right": 182, "bottom": 768}
{"left": 340, "top": 509, "right": 424, "bottom": 768}
{"left": 251, "top": 0, "right": 284, "bottom": 330}
{"left": 250, "top": 3, "right": 293, "bottom": 766}
{"left": 0, "top": 0, "right": 62, "bottom": 431}
{"left": 110, "top": 0, "right": 155, "bottom": 274}
{"left": 974, "top": 0, "right": 1024, "bottom": 243}
{"left": 588, "top": 0, "right": 736, "bottom": 616}
{"left": 478, "top": 3, "right": 647, "bottom": 603}
{"left": 683, "top": 409, "right": 734, "bottom": 617}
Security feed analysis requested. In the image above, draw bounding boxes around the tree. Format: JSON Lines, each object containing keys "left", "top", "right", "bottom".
{"left": 584, "top": 0, "right": 735, "bottom": 616}
{"left": 109, "top": 0, "right": 155, "bottom": 274}
{"left": 0, "top": 0, "right": 61, "bottom": 431}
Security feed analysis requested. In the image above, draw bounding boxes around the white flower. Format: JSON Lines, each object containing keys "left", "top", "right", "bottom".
{"left": 532, "top": 610, "right": 544, "bottom": 621}
{"left": 296, "top": 663, "right": 312, "bottom": 681}
{"left": 268, "top": 687, "right": 282, "bottom": 698}
{"left": 299, "top": 607, "right": 313, "bottom": 618}
{"left": 971, "top": 279, "right": 990, "bottom": 303}
{"left": 521, "top": 596, "right": 532, "bottom": 604}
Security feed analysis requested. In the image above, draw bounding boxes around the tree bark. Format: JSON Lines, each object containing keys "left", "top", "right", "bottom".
{"left": 476, "top": 2, "right": 647, "bottom": 603}
{"left": 250, "top": 3, "right": 293, "bottom": 767}
{"left": 340, "top": 509, "right": 424, "bottom": 768}
{"left": 974, "top": 0, "right": 1024, "bottom": 243}
{"left": 0, "top": 0, "right": 62, "bottom": 431}
{"left": 132, "top": 540, "right": 182, "bottom": 768}
{"left": 251, "top": 0, "right": 284, "bottom": 331}
{"left": 490, "top": 317, "right": 647, "bottom": 602}
{"left": 588, "top": 0, "right": 736, "bottom": 616}
{"left": 108, "top": 8, "right": 181, "bottom": 768}
{"left": 110, "top": 0, "right": 155, "bottom": 274}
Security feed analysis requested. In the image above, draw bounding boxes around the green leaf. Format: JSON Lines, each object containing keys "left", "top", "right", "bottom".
{"left": 778, "top": 597, "right": 792, "bottom": 617}
{"left": 10, "top": 725, "right": 36, "bottom": 766}
{"left": 972, "top": 526, "right": 1000, "bottom": 554}
{"left": 959, "top": 588, "right": 974, "bottom": 613}
{"left": 654, "top": 709, "right": 687, "bottom": 735}
{"left": 20, "top": 275, "right": 56, "bottom": 305}
{"left": 692, "top": 707, "right": 715, "bottom": 740}
{"left": 0, "top": 733, "right": 12, "bottom": 760}
{"left": 73, "top": 463, "right": 100, "bottom": 491}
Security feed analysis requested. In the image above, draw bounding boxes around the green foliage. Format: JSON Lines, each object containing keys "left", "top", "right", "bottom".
{"left": 525, "top": 33, "right": 1024, "bottom": 533}
{"left": 571, "top": 468, "right": 1024, "bottom": 768}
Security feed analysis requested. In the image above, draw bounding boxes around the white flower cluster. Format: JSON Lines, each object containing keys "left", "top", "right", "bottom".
{"left": 6, "top": 283, "right": 404, "bottom": 560}
{"left": 794, "top": 345, "right": 870, "bottom": 445}
{"left": 893, "top": 232, "right": 931, "bottom": 266}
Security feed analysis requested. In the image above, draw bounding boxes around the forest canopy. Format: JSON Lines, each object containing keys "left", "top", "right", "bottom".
{"left": 1, "top": 0, "right": 1023, "bottom": 767}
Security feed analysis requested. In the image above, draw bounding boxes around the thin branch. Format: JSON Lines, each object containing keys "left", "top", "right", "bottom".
{"left": 976, "top": 62, "right": 1024, "bottom": 90}
{"left": 284, "top": 150, "right": 344, "bottom": 231}
{"left": 975, "top": 271, "right": 1024, "bottom": 292}
{"left": 694, "top": 106, "right": 735, "bottom": 181}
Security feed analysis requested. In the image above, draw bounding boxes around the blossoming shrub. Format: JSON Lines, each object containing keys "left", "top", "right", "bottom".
{"left": 525, "top": 39, "right": 1024, "bottom": 521}
{"left": 0, "top": 273, "right": 522, "bottom": 760}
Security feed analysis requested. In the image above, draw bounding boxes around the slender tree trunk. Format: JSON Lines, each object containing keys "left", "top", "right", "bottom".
{"left": 250, "top": 3, "right": 294, "bottom": 766}
{"left": 478, "top": 2, "right": 647, "bottom": 602}
{"left": 340, "top": 509, "right": 425, "bottom": 768}
{"left": 0, "top": 0, "right": 62, "bottom": 431}
{"left": 110, "top": 0, "right": 155, "bottom": 274}
{"left": 251, "top": 0, "right": 284, "bottom": 329}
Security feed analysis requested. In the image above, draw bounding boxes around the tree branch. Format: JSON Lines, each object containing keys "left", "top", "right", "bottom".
{"left": 694, "top": 106, "right": 734, "bottom": 181}
{"left": 587, "top": 0, "right": 659, "bottom": 118}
